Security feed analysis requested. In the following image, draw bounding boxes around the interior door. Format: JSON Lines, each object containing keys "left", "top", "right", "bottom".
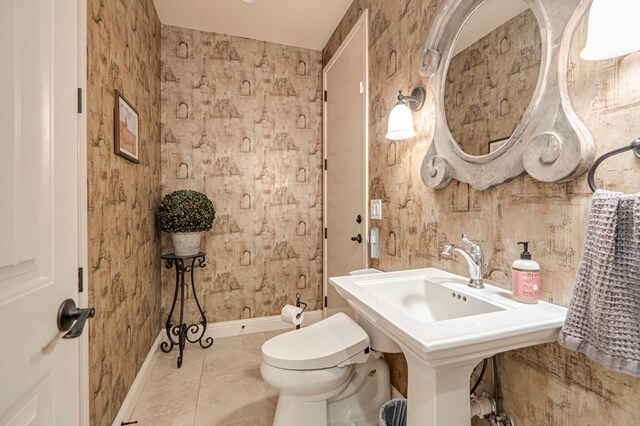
{"left": 0, "top": 0, "right": 83, "bottom": 424}
{"left": 323, "top": 13, "right": 368, "bottom": 314}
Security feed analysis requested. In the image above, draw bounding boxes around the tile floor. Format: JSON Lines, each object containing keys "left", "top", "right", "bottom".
{"left": 127, "top": 330, "right": 287, "bottom": 426}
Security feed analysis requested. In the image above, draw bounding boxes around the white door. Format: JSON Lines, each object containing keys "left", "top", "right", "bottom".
{"left": 323, "top": 12, "right": 369, "bottom": 314}
{"left": 0, "top": 0, "right": 84, "bottom": 424}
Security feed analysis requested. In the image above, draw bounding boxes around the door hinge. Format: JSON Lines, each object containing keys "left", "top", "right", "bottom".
{"left": 324, "top": 159, "right": 327, "bottom": 171}
{"left": 324, "top": 90, "right": 327, "bottom": 102}
{"left": 324, "top": 296, "right": 328, "bottom": 308}
{"left": 77, "top": 88, "right": 83, "bottom": 113}
{"left": 324, "top": 227, "right": 328, "bottom": 239}
{"left": 78, "top": 267, "right": 84, "bottom": 293}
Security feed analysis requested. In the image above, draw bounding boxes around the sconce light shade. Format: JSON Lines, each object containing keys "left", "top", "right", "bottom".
{"left": 581, "top": 0, "right": 640, "bottom": 60}
{"left": 386, "top": 100, "right": 416, "bottom": 141}
{"left": 385, "top": 87, "right": 425, "bottom": 141}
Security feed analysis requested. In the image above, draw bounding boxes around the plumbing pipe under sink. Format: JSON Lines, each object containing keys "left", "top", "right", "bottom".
{"left": 470, "top": 394, "right": 495, "bottom": 419}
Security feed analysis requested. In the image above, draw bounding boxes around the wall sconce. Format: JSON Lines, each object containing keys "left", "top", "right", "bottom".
{"left": 385, "top": 86, "right": 426, "bottom": 141}
{"left": 581, "top": 0, "right": 640, "bottom": 60}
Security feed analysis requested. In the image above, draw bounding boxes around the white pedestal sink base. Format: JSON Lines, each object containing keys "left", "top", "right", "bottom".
{"left": 329, "top": 268, "right": 567, "bottom": 426}
{"left": 403, "top": 348, "right": 480, "bottom": 426}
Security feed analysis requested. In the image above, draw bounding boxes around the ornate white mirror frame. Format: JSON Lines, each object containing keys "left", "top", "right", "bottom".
{"left": 419, "top": 0, "right": 594, "bottom": 190}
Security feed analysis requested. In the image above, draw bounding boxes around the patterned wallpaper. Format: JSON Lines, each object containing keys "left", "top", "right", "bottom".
{"left": 160, "top": 25, "right": 323, "bottom": 324}
{"left": 444, "top": 9, "right": 541, "bottom": 156}
{"left": 324, "top": 1, "right": 640, "bottom": 424}
{"left": 87, "top": 0, "right": 162, "bottom": 424}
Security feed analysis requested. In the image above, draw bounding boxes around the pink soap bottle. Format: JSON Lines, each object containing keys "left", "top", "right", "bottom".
{"left": 511, "top": 241, "right": 540, "bottom": 304}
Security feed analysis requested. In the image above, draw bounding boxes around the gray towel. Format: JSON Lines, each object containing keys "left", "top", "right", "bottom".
{"left": 558, "top": 189, "right": 640, "bottom": 376}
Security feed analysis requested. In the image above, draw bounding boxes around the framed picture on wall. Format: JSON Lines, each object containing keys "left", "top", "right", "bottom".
{"left": 488, "top": 137, "right": 509, "bottom": 154}
{"left": 114, "top": 90, "right": 140, "bottom": 163}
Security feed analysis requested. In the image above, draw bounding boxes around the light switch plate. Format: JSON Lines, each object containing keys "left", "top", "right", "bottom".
{"left": 370, "top": 199, "right": 382, "bottom": 220}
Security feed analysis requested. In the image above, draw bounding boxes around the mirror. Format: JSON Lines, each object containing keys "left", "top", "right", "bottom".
{"left": 444, "top": 0, "right": 542, "bottom": 156}
{"left": 419, "top": 0, "right": 594, "bottom": 190}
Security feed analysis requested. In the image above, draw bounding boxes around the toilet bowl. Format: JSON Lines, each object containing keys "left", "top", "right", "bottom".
{"left": 261, "top": 313, "right": 391, "bottom": 426}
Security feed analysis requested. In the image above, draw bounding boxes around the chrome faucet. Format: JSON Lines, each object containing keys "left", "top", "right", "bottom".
{"left": 441, "top": 234, "right": 484, "bottom": 289}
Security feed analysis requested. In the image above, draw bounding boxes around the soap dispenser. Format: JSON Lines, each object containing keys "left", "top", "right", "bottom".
{"left": 512, "top": 241, "right": 541, "bottom": 304}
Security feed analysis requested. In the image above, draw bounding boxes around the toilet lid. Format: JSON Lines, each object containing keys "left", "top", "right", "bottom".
{"left": 262, "top": 313, "right": 370, "bottom": 370}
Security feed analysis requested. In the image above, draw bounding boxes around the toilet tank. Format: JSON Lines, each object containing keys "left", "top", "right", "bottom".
{"left": 348, "top": 269, "right": 402, "bottom": 354}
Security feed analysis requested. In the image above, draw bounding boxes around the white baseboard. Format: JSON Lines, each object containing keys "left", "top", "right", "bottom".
{"left": 112, "top": 311, "right": 323, "bottom": 425}
{"left": 203, "top": 310, "right": 323, "bottom": 339}
{"left": 112, "top": 331, "right": 163, "bottom": 426}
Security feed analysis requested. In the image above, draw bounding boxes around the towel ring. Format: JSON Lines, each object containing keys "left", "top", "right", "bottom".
{"left": 587, "top": 138, "right": 640, "bottom": 192}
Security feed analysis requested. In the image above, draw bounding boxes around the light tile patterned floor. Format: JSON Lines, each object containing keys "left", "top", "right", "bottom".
{"left": 127, "top": 331, "right": 286, "bottom": 426}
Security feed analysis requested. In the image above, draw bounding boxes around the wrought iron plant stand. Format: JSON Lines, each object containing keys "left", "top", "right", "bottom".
{"left": 161, "top": 252, "right": 213, "bottom": 367}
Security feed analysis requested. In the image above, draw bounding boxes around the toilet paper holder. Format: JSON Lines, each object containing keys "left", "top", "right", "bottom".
{"left": 295, "top": 293, "right": 307, "bottom": 330}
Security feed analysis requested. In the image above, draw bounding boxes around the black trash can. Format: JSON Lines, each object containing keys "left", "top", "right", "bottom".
{"left": 378, "top": 398, "right": 407, "bottom": 426}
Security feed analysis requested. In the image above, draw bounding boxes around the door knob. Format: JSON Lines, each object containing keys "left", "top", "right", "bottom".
{"left": 57, "top": 299, "right": 95, "bottom": 339}
{"left": 351, "top": 234, "right": 362, "bottom": 244}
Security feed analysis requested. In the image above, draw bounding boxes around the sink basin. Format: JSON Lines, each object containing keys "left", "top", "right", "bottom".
{"left": 330, "top": 268, "right": 567, "bottom": 426}
{"left": 360, "top": 277, "right": 503, "bottom": 323}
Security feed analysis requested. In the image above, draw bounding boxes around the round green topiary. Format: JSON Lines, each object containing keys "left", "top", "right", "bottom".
{"left": 157, "top": 190, "right": 216, "bottom": 233}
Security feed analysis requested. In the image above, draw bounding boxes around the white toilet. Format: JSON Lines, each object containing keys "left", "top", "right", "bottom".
{"left": 261, "top": 268, "right": 396, "bottom": 426}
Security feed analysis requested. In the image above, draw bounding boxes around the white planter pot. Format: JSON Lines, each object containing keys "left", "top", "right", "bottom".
{"left": 171, "top": 232, "right": 203, "bottom": 256}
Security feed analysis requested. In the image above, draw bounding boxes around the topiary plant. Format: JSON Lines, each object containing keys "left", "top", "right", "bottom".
{"left": 157, "top": 190, "right": 216, "bottom": 233}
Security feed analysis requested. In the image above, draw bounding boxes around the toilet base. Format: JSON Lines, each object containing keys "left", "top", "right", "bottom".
{"left": 328, "top": 357, "right": 390, "bottom": 426}
{"left": 273, "top": 394, "right": 330, "bottom": 426}
{"left": 271, "top": 356, "right": 390, "bottom": 426}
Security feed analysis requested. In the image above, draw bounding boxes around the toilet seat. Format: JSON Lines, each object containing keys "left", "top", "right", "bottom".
{"left": 260, "top": 362, "right": 352, "bottom": 396}
{"left": 262, "top": 313, "right": 369, "bottom": 370}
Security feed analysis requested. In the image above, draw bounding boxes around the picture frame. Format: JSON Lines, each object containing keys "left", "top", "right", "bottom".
{"left": 488, "top": 137, "right": 509, "bottom": 154}
{"left": 114, "top": 90, "right": 140, "bottom": 163}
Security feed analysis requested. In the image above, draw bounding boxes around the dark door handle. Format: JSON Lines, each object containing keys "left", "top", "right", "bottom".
{"left": 351, "top": 234, "right": 362, "bottom": 244}
{"left": 57, "top": 299, "right": 95, "bottom": 339}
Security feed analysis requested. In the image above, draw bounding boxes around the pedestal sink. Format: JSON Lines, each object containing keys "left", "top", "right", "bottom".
{"left": 329, "top": 268, "right": 566, "bottom": 426}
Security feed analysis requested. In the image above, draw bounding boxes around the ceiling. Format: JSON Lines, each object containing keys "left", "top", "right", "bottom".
{"left": 153, "top": 0, "right": 354, "bottom": 50}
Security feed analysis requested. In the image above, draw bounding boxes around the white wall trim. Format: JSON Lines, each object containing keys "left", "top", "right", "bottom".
{"left": 77, "top": 0, "right": 90, "bottom": 424}
{"left": 322, "top": 9, "right": 370, "bottom": 316}
{"left": 111, "top": 332, "right": 163, "bottom": 426}
{"left": 202, "top": 310, "right": 323, "bottom": 339}
{"left": 323, "top": 9, "right": 369, "bottom": 72}
{"left": 113, "top": 311, "right": 323, "bottom": 425}
{"left": 130, "top": 314, "right": 323, "bottom": 419}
